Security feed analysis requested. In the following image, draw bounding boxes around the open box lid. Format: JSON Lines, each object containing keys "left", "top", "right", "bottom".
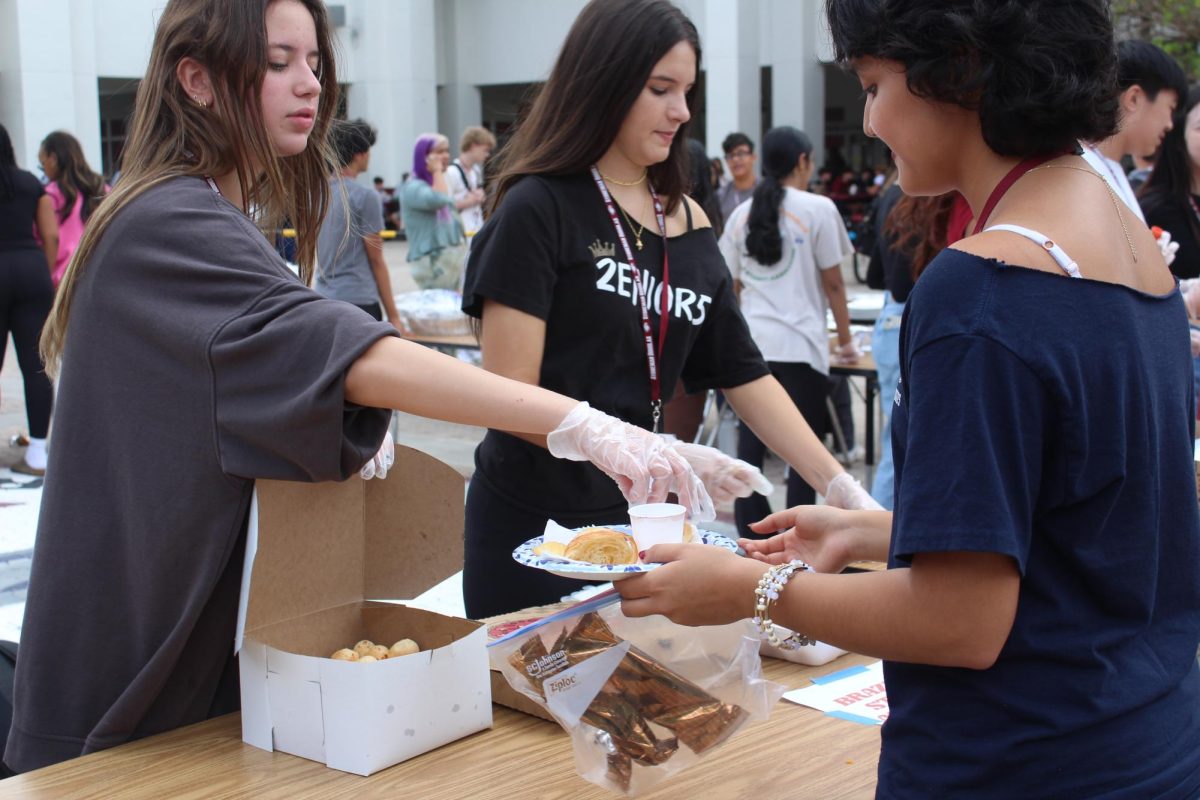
{"left": 235, "top": 444, "right": 465, "bottom": 650}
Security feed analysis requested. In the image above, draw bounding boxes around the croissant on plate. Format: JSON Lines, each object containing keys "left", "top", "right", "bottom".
{"left": 564, "top": 527, "right": 639, "bottom": 565}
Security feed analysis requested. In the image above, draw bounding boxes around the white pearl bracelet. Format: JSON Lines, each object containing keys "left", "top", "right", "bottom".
{"left": 753, "top": 560, "right": 814, "bottom": 650}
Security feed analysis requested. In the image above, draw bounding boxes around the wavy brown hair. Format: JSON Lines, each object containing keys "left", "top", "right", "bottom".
{"left": 39, "top": 131, "right": 108, "bottom": 224}
{"left": 488, "top": 0, "right": 701, "bottom": 216}
{"left": 884, "top": 192, "right": 958, "bottom": 279}
{"left": 41, "top": 0, "right": 338, "bottom": 378}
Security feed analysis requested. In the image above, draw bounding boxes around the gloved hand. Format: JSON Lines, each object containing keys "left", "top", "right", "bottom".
{"left": 360, "top": 430, "right": 395, "bottom": 480}
{"left": 667, "top": 441, "right": 774, "bottom": 505}
{"left": 547, "top": 402, "right": 715, "bottom": 521}
{"left": 824, "top": 471, "right": 883, "bottom": 510}
{"left": 1181, "top": 278, "right": 1200, "bottom": 319}
{"left": 1153, "top": 227, "right": 1181, "bottom": 268}
{"left": 832, "top": 340, "right": 862, "bottom": 366}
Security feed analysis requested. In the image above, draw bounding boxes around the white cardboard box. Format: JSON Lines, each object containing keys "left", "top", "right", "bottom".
{"left": 235, "top": 446, "right": 491, "bottom": 776}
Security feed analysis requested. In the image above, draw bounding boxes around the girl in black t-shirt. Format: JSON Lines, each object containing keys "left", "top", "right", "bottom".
{"left": 462, "top": 0, "right": 877, "bottom": 618}
{"left": 0, "top": 123, "right": 58, "bottom": 477}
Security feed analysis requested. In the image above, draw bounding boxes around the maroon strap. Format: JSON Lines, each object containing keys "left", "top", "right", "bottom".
{"left": 972, "top": 154, "right": 1061, "bottom": 236}
{"left": 590, "top": 166, "right": 670, "bottom": 431}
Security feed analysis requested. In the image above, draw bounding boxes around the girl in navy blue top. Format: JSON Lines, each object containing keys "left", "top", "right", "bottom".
{"left": 616, "top": 2, "right": 1200, "bottom": 797}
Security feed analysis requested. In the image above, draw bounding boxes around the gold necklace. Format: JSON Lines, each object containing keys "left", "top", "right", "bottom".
{"left": 1030, "top": 163, "right": 1138, "bottom": 262}
{"left": 600, "top": 169, "right": 648, "bottom": 187}
{"left": 618, "top": 204, "right": 646, "bottom": 250}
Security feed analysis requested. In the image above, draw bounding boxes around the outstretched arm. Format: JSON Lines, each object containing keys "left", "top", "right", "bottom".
{"left": 345, "top": 335, "right": 571, "bottom": 434}
{"left": 723, "top": 375, "right": 844, "bottom": 498}
{"left": 617, "top": 543, "right": 1019, "bottom": 669}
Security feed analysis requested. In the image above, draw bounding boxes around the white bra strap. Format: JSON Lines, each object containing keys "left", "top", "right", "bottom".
{"left": 984, "top": 224, "right": 1081, "bottom": 278}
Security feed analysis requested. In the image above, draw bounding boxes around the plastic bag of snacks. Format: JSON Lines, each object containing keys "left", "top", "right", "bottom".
{"left": 489, "top": 591, "right": 784, "bottom": 796}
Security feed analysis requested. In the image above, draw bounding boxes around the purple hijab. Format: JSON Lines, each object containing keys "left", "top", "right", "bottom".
{"left": 412, "top": 134, "right": 453, "bottom": 225}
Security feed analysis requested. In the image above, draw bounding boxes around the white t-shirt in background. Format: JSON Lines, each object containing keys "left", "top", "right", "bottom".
{"left": 1081, "top": 144, "right": 1146, "bottom": 223}
{"left": 719, "top": 186, "right": 853, "bottom": 374}
{"left": 446, "top": 158, "right": 484, "bottom": 234}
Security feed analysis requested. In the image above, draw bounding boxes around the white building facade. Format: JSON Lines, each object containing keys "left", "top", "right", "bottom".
{"left": 0, "top": 0, "right": 879, "bottom": 187}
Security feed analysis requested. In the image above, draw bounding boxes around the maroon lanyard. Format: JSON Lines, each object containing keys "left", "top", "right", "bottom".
{"left": 590, "top": 166, "right": 670, "bottom": 432}
{"left": 972, "top": 154, "right": 1062, "bottom": 236}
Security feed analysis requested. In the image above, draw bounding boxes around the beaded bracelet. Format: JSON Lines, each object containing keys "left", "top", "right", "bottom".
{"left": 753, "top": 560, "right": 814, "bottom": 650}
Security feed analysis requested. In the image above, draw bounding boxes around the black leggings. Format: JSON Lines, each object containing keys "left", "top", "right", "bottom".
{"left": 0, "top": 249, "right": 53, "bottom": 438}
{"left": 734, "top": 361, "right": 828, "bottom": 538}
{"left": 462, "top": 471, "right": 627, "bottom": 619}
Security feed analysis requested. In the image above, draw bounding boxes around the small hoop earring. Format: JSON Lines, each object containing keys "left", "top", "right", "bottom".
{"left": 193, "top": 95, "right": 207, "bottom": 109}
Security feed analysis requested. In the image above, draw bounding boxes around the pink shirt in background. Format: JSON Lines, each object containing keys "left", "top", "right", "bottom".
{"left": 38, "top": 181, "right": 106, "bottom": 288}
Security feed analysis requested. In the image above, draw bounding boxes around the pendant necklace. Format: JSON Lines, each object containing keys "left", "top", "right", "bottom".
{"left": 618, "top": 203, "right": 647, "bottom": 250}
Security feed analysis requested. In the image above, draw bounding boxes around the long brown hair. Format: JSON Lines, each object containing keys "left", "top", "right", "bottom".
{"left": 39, "top": 131, "right": 107, "bottom": 224}
{"left": 488, "top": 0, "right": 700, "bottom": 216}
{"left": 41, "top": 0, "right": 339, "bottom": 378}
{"left": 884, "top": 192, "right": 958, "bottom": 279}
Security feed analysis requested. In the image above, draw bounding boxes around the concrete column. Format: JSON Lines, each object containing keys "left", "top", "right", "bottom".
{"left": 68, "top": 0, "right": 103, "bottom": 170}
{"left": 434, "top": 0, "right": 482, "bottom": 158}
{"left": 438, "top": 83, "right": 483, "bottom": 158}
{"left": 766, "top": 0, "right": 826, "bottom": 169}
{"left": 0, "top": 0, "right": 100, "bottom": 170}
{"left": 340, "top": 0, "right": 438, "bottom": 187}
{"left": 703, "top": 0, "right": 760, "bottom": 154}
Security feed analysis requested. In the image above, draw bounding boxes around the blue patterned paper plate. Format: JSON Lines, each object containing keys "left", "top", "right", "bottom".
{"left": 512, "top": 524, "right": 737, "bottom": 581}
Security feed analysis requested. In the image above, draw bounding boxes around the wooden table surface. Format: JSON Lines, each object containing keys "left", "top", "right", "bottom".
{"left": 0, "top": 655, "right": 881, "bottom": 800}
{"left": 830, "top": 351, "right": 876, "bottom": 377}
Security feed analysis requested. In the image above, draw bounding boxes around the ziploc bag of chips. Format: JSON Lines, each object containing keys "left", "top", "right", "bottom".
{"left": 488, "top": 590, "right": 784, "bottom": 796}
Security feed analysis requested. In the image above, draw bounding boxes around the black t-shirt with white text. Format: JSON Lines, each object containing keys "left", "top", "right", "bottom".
{"left": 462, "top": 172, "right": 768, "bottom": 515}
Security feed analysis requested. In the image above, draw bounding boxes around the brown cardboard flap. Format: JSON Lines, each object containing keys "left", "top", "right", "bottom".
{"left": 247, "top": 445, "right": 464, "bottom": 635}
{"left": 364, "top": 447, "right": 464, "bottom": 601}
{"left": 249, "top": 601, "right": 481, "bottom": 657}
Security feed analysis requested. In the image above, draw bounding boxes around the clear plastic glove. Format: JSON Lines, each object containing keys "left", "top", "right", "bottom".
{"left": 824, "top": 471, "right": 883, "bottom": 510}
{"left": 360, "top": 430, "right": 395, "bottom": 480}
{"left": 1190, "top": 329, "right": 1200, "bottom": 358}
{"left": 547, "top": 402, "right": 715, "bottom": 521}
{"left": 831, "top": 341, "right": 862, "bottom": 366}
{"left": 1181, "top": 278, "right": 1200, "bottom": 320}
{"left": 667, "top": 441, "right": 774, "bottom": 505}
{"left": 1153, "top": 227, "right": 1181, "bottom": 268}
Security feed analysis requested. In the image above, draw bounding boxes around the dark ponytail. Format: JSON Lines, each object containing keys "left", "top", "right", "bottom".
{"left": 744, "top": 126, "right": 812, "bottom": 266}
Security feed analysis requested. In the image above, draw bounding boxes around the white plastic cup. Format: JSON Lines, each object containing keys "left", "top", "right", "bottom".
{"left": 627, "top": 503, "right": 687, "bottom": 551}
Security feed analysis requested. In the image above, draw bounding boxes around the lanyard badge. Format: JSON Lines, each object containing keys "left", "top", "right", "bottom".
{"left": 590, "top": 166, "right": 671, "bottom": 432}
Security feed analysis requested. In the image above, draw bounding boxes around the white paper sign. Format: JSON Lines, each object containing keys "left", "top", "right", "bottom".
{"left": 782, "top": 660, "right": 888, "bottom": 725}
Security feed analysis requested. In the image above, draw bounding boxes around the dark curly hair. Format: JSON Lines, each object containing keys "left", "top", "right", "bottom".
{"left": 825, "top": 0, "right": 1119, "bottom": 157}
